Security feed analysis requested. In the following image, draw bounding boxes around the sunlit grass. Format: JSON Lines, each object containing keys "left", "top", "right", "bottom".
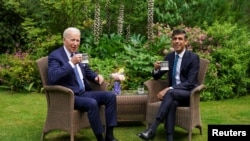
{"left": 0, "top": 87, "right": 249, "bottom": 141}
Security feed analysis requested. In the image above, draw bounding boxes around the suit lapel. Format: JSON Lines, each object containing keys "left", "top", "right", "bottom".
{"left": 169, "top": 52, "right": 175, "bottom": 69}
{"left": 58, "top": 47, "right": 70, "bottom": 63}
{"left": 180, "top": 51, "right": 190, "bottom": 71}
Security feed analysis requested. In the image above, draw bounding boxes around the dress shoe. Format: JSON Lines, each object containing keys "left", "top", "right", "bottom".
{"left": 167, "top": 133, "right": 173, "bottom": 141}
{"left": 137, "top": 128, "right": 155, "bottom": 140}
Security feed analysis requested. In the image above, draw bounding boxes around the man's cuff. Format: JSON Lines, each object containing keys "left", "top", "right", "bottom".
{"left": 153, "top": 69, "right": 159, "bottom": 74}
{"left": 69, "top": 61, "right": 74, "bottom": 68}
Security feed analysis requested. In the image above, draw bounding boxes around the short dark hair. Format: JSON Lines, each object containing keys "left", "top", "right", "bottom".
{"left": 171, "top": 29, "right": 188, "bottom": 39}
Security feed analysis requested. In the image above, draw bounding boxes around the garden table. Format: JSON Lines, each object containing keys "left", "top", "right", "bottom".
{"left": 116, "top": 90, "right": 148, "bottom": 122}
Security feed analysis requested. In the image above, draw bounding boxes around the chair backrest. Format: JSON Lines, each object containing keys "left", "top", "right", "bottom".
{"left": 198, "top": 58, "right": 210, "bottom": 85}
{"left": 36, "top": 56, "right": 48, "bottom": 86}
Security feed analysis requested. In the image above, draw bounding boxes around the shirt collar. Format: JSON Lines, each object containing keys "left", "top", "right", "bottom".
{"left": 63, "top": 46, "right": 72, "bottom": 58}
{"left": 175, "top": 48, "right": 186, "bottom": 58}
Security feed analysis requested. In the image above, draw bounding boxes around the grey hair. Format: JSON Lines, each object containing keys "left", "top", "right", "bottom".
{"left": 63, "top": 27, "right": 81, "bottom": 38}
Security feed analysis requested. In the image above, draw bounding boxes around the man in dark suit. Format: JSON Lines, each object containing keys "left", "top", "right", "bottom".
{"left": 137, "top": 29, "right": 200, "bottom": 141}
{"left": 48, "top": 27, "right": 118, "bottom": 141}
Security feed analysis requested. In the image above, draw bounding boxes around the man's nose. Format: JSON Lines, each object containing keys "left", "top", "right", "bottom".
{"left": 73, "top": 41, "right": 79, "bottom": 45}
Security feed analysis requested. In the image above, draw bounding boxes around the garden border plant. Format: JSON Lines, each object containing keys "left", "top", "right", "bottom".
{"left": 0, "top": 0, "right": 250, "bottom": 101}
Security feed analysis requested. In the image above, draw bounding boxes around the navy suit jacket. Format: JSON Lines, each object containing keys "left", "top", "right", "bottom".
{"left": 48, "top": 47, "right": 98, "bottom": 94}
{"left": 153, "top": 50, "right": 200, "bottom": 91}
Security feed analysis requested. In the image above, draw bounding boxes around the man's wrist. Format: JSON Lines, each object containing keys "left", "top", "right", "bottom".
{"left": 153, "top": 69, "right": 159, "bottom": 74}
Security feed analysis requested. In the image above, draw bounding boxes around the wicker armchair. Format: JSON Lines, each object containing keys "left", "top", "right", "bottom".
{"left": 36, "top": 56, "right": 108, "bottom": 141}
{"left": 145, "top": 58, "right": 209, "bottom": 141}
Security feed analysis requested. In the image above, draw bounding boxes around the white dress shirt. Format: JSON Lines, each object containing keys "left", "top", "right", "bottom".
{"left": 64, "top": 47, "right": 84, "bottom": 84}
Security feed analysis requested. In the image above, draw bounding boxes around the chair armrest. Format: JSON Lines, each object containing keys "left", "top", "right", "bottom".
{"left": 190, "top": 84, "right": 206, "bottom": 109}
{"left": 88, "top": 81, "right": 110, "bottom": 91}
{"left": 44, "top": 85, "right": 74, "bottom": 93}
{"left": 43, "top": 85, "right": 75, "bottom": 111}
{"left": 144, "top": 79, "right": 169, "bottom": 103}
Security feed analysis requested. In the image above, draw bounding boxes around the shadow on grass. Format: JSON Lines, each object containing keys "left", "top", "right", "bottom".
{"left": 43, "top": 130, "right": 92, "bottom": 141}
{"left": 43, "top": 122, "right": 145, "bottom": 141}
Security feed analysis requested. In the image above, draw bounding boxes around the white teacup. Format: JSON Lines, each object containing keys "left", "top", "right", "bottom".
{"left": 77, "top": 53, "right": 89, "bottom": 64}
{"left": 160, "top": 61, "right": 169, "bottom": 70}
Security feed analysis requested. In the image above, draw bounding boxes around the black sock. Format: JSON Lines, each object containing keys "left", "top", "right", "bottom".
{"left": 167, "top": 133, "right": 173, "bottom": 141}
{"left": 95, "top": 134, "right": 104, "bottom": 141}
{"left": 150, "top": 119, "right": 161, "bottom": 133}
{"left": 106, "top": 126, "right": 114, "bottom": 140}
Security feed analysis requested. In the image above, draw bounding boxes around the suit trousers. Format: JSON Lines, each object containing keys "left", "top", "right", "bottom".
{"left": 156, "top": 89, "right": 191, "bottom": 133}
{"left": 74, "top": 91, "right": 117, "bottom": 135}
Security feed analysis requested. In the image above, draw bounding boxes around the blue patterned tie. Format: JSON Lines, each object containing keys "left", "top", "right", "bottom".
{"left": 172, "top": 54, "right": 179, "bottom": 86}
{"left": 71, "top": 53, "right": 85, "bottom": 91}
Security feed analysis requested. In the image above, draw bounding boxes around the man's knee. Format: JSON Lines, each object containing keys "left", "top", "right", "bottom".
{"left": 88, "top": 99, "right": 99, "bottom": 109}
{"left": 106, "top": 92, "right": 116, "bottom": 101}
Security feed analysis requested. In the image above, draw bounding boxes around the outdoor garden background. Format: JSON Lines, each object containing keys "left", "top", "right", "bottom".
{"left": 0, "top": 0, "right": 250, "bottom": 101}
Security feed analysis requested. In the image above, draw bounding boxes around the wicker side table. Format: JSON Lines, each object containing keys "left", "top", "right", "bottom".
{"left": 116, "top": 90, "right": 147, "bottom": 122}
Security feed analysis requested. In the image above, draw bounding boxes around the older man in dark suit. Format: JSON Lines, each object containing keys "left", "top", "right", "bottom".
{"left": 48, "top": 27, "right": 118, "bottom": 141}
{"left": 137, "top": 29, "right": 200, "bottom": 141}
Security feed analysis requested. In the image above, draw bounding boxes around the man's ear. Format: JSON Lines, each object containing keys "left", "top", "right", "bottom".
{"left": 184, "top": 40, "right": 189, "bottom": 46}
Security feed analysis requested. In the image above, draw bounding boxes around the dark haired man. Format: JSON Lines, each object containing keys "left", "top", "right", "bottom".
{"left": 137, "top": 29, "right": 200, "bottom": 141}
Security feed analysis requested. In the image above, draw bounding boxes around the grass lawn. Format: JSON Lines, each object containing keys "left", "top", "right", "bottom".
{"left": 0, "top": 87, "right": 249, "bottom": 141}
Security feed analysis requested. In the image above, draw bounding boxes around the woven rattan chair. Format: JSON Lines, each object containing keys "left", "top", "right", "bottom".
{"left": 145, "top": 58, "right": 209, "bottom": 141}
{"left": 36, "top": 56, "right": 107, "bottom": 141}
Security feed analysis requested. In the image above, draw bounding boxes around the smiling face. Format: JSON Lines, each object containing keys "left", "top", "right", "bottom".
{"left": 63, "top": 27, "right": 81, "bottom": 53}
{"left": 171, "top": 30, "right": 188, "bottom": 54}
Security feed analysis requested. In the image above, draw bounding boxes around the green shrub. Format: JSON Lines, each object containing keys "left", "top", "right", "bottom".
{"left": 83, "top": 33, "right": 164, "bottom": 90}
{"left": 0, "top": 53, "right": 40, "bottom": 92}
{"left": 202, "top": 22, "right": 250, "bottom": 100}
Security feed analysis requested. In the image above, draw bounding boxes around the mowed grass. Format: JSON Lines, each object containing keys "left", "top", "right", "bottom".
{"left": 0, "top": 87, "right": 249, "bottom": 141}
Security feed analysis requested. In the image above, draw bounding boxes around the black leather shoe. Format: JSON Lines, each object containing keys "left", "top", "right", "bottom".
{"left": 137, "top": 129, "right": 155, "bottom": 140}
